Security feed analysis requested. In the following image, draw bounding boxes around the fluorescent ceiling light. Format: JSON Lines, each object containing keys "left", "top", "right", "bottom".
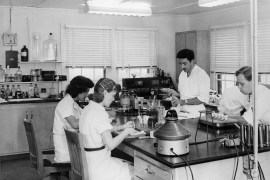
{"left": 198, "top": 0, "right": 241, "bottom": 7}
{"left": 86, "top": 0, "right": 152, "bottom": 17}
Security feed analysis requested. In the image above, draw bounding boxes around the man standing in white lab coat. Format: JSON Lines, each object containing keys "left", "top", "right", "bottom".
{"left": 171, "top": 49, "right": 210, "bottom": 117}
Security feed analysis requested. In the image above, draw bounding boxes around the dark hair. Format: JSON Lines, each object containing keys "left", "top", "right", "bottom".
{"left": 92, "top": 78, "right": 117, "bottom": 103}
{"left": 176, "top": 49, "right": 195, "bottom": 62}
{"left": 65, "top": 76, "right": 94, "bottom": 98}
{"left": 235, "top": 66, "right": 252, "bottom": 81}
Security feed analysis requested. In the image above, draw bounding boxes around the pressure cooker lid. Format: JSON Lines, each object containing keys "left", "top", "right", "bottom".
{"left": 153, "top": 110, "right": 191, "bottom": 140}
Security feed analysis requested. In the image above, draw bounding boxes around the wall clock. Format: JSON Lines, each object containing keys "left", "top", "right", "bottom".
{"left": 3, "top": 33, "right": 17, "bottom": 46}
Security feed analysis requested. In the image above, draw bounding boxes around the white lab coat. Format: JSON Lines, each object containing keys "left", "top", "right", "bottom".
{"left": 79, "top": 101, "right": 131, "bottom": 180}
{"left": 242, "top": 84, "right": 270, "bottom": 125}
{"left": 218, "top": 86, "right": 250, "bottom": 116}
{"left": 178, "top": 65, "right": 210, "bottom": 117}
{"left": 53, "top": 94, "right": 81, "bottom": 162}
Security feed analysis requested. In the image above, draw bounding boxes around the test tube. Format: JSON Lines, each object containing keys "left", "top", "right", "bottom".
{"left": 240, "top": 124, "right": 245, "bottom": 145}
{"left": 246, "top": 124, "right": 252, "bottom": 147}
{"left": 265, "top": 124, "right": 270, "bottom": 147}
{"left": 258, "top": 124, "right": 264, "bottom": 148}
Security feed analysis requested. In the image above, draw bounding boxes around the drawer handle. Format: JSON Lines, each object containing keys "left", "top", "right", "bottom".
{"left": 145, "top": 168, "right": 155, "bottom": 175}
{"left": 135, "top": 175, "right": 144, "bottom": 180}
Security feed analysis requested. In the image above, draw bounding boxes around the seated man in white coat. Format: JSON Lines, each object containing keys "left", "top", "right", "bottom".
{"left": 218, "top": 86, "right": 250, "bottom": 116}
{"left": 171, "top": 49, "right": 210, "bottom": 118}
{"left": 235, "top": 66, "right": 270, "bottom": 125}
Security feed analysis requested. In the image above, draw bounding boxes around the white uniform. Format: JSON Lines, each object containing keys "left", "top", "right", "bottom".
{"left": 79, "top": 101, "right": 131, "bottom": 180}
{"left": 178, "top": 65, "right": 210, "bottom": 117}
{"left": 53, "top": 94, "right": 81, "bottom": 162}
{"left": 218, "top": 86, "right": 250, "bottom": 116}
{"left": 242, "top": 84, "right": 270, "bottom": 125}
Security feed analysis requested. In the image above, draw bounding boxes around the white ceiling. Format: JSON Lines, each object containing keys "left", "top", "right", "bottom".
{"left": 0, "top": 0, "right": 251, "bottom": 15}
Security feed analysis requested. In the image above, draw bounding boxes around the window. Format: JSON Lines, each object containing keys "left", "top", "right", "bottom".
{"left": 210, "top": 23, "right": 247, "bottom": 93}
{"left": 117, "top": 67, "right": 155, "bottom": 86}
{"left": 115, "top": 28, "right": 157, "bottom": 85}
{"left": 68, "top": 67, "right": 104, "bottom": 93}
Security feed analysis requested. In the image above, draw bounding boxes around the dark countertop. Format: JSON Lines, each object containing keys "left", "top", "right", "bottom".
{"left": 115, "top": 114, "right": 270, "bottom": 168}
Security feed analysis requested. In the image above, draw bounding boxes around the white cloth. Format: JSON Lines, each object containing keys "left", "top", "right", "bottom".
{"left": 53, "top": 94, "right": 82, "bottom": 162}
{"left": 178, "top": 65, "right": 210, "bottom": 117}
{"left": 242, "top": 84, "right": 270, "bottom": 125}
{"left": 218, "top": 86, "right": 250, "bottom": 116}
{"left": 79, "top": 101, "right": 131, "bottom": 180}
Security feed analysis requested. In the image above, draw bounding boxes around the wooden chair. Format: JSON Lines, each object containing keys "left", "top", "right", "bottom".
{"left": 64, "top": 128, "right": 89, "bottom": 180}
{"left": 23, "top": 113, "right": 70, "bottom": 180}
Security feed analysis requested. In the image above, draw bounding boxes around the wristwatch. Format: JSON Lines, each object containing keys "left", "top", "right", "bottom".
{"left": 185, "top": 99, "right": 188, "bottom": 104}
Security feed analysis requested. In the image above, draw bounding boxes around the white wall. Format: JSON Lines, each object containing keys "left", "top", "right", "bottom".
{"left": 0, "top": 6, "right": 189, "bottom": 90}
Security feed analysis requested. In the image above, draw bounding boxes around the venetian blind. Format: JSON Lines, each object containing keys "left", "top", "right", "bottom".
{"left": 115, "top": 28, "right": 157, "bottom": 67}
{"left": 65, "top": 26, "right": 112, "bottom": 67}
{"left": 258, "top": 19, "right": 270, "bottom": 72}
{"left": 210, "top": 24, "right": 246, "bottom": 73}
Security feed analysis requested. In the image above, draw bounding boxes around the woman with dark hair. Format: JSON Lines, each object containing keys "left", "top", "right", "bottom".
{"left": 79, "top": 78, "right": 135, "bottom": 180}
{"left": 53, "top": 76, "right": 94, "bottom": 163}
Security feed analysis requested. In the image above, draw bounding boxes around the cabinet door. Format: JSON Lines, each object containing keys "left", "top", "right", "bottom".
{"left": 134, "top": 156, "right": 172, "bottom": 180}
{"left": 175, "top": 32, "right": 186, "bottom": 84}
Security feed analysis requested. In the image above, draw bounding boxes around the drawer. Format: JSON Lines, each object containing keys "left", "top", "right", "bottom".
{"left": 134, "top": 156, "right": 172, "bottom": 180}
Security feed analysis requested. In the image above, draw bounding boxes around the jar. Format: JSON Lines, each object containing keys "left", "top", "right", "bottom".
{"left": 120, "top": 89, "right": 130, "bottom": 109}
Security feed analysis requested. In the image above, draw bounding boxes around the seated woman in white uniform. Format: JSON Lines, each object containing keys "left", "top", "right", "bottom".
{"left": 79, "top": 78, "right": 135, "bottom": 180}
{"left": 53, "top": 76, "right": 94, "bottom": 162}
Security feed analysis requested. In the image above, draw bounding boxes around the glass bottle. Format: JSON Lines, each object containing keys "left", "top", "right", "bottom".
{"left": 15, "top": 66, "right": 23, "bottom": 82}
{"left": 11, "top": 85, "right": 16, "bottom": 98}
{"left": 16, "top": 85, "right": 22, "bottom": 99}
{"left": 0, "top": 85, "right": 6, "bottom": 100}
{"left": 43, "top": 33, "right": 58, "bottom": 61}
{"left": 5, "top": 65, "right": 10, "bottom": 82}
{"left": 34, "top": 84, "right": 39, "bottom": 98}
{"left": 120, "top": 89, "right": 130, "bottom": 110}
{"left": 21, "top": 45, "right": 29, "bottom": 62}
{"left": 0, "top": 65, "right": 5, "bottom": 83}
{"left": 32, "top": 32, "right": 41, "bottom": 61}
{"left": 6, "top": 85, "right": 11, "bottom": 97}
{"left": 28, "top": 83, "right": 34, "bottom": 98}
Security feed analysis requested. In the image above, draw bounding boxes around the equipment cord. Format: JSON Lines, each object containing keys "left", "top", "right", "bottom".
{"left": 170, "top": 148, "right": 194, "bottom": 180}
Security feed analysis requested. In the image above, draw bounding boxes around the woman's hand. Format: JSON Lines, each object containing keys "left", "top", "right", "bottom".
{"left": 122, "top": 128, "right": 136, "bottom": 136}
{"left": 122, "top": 121, "right": 135, "bottom": 129}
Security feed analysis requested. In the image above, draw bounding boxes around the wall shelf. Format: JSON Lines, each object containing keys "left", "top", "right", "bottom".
{"left": 0, "top": 81, "right": 65, "bottom": 85}
{"left": 19, "top": 60, "right": 63, "bottom": 64}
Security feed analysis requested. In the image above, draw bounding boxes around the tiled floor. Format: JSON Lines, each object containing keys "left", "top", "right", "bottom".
{"left": 0, "top": 158, "right": 68, "bottom": 180}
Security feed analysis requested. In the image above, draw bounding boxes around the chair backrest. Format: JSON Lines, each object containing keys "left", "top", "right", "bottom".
{"left": 23, "top": 118, "right": 44, "bottom": 175}
{"left": 64, "top": 129, "right": 89, "bottom": 180}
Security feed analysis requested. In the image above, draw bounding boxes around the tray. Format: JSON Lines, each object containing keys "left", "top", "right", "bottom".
{"left": 199, "top": 116, "right": 238, "bottom": 128}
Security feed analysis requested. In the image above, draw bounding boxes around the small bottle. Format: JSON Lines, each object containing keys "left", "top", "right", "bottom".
{"left": 28, "top": 83, "right": 34, "bottom": 98}
{"left": 6, "top": 85, "right": 11, "bottom": 98}
{"left": 15, "top": 66, "right": 23, "bottom": 82}
{"left": 16, "top": 85, "right": 22, "bottom": 99}
{"left": 5, "top": 65, "right": 10, "bottom": 82}
{"left": 0, "top": 65, "right": 5, "bottom": 83}
{"left": 21, "top": 45, "right": 29, "bottom": 62}
{"left": 11, "top": 85, "right": 16, "bottom": 98}
{"left": 34, "top": 84, "right": 39, "bottom": 98}
{"left": 1, "top": 85, "right": 6, "bottom": 94}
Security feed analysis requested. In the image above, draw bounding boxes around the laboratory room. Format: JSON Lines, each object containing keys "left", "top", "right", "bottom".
{"left": 0, "top": 0, "right": 270, "bottom": 180}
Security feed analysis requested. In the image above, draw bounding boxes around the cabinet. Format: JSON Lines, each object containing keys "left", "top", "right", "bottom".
{"left": 134, "top": 156, "right": 172, "bottom": 180}
{"left": 175, "top": 30, "right": 210, "bottom": 84}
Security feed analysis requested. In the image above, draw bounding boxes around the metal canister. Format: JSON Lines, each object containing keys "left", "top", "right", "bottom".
{"left": 265, "top": 124, "right": 270, "bottom": 147}
{"left": 246, "top": 124, "right": 252, "bottom": 147}
{"left": 258, "top": 124, "right": 264, "bottom": 148}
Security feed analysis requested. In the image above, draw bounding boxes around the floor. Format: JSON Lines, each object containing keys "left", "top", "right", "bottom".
{"left": 0, "top": 149, "right": 133, "bottom": 180}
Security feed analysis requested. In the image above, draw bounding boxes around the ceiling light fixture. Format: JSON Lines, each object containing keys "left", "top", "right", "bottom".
{"left": 198, "top": 0, "right": 241, "bottom": 7}
{"left": 86, "top": 0, "right": 152, "bottom": 17}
